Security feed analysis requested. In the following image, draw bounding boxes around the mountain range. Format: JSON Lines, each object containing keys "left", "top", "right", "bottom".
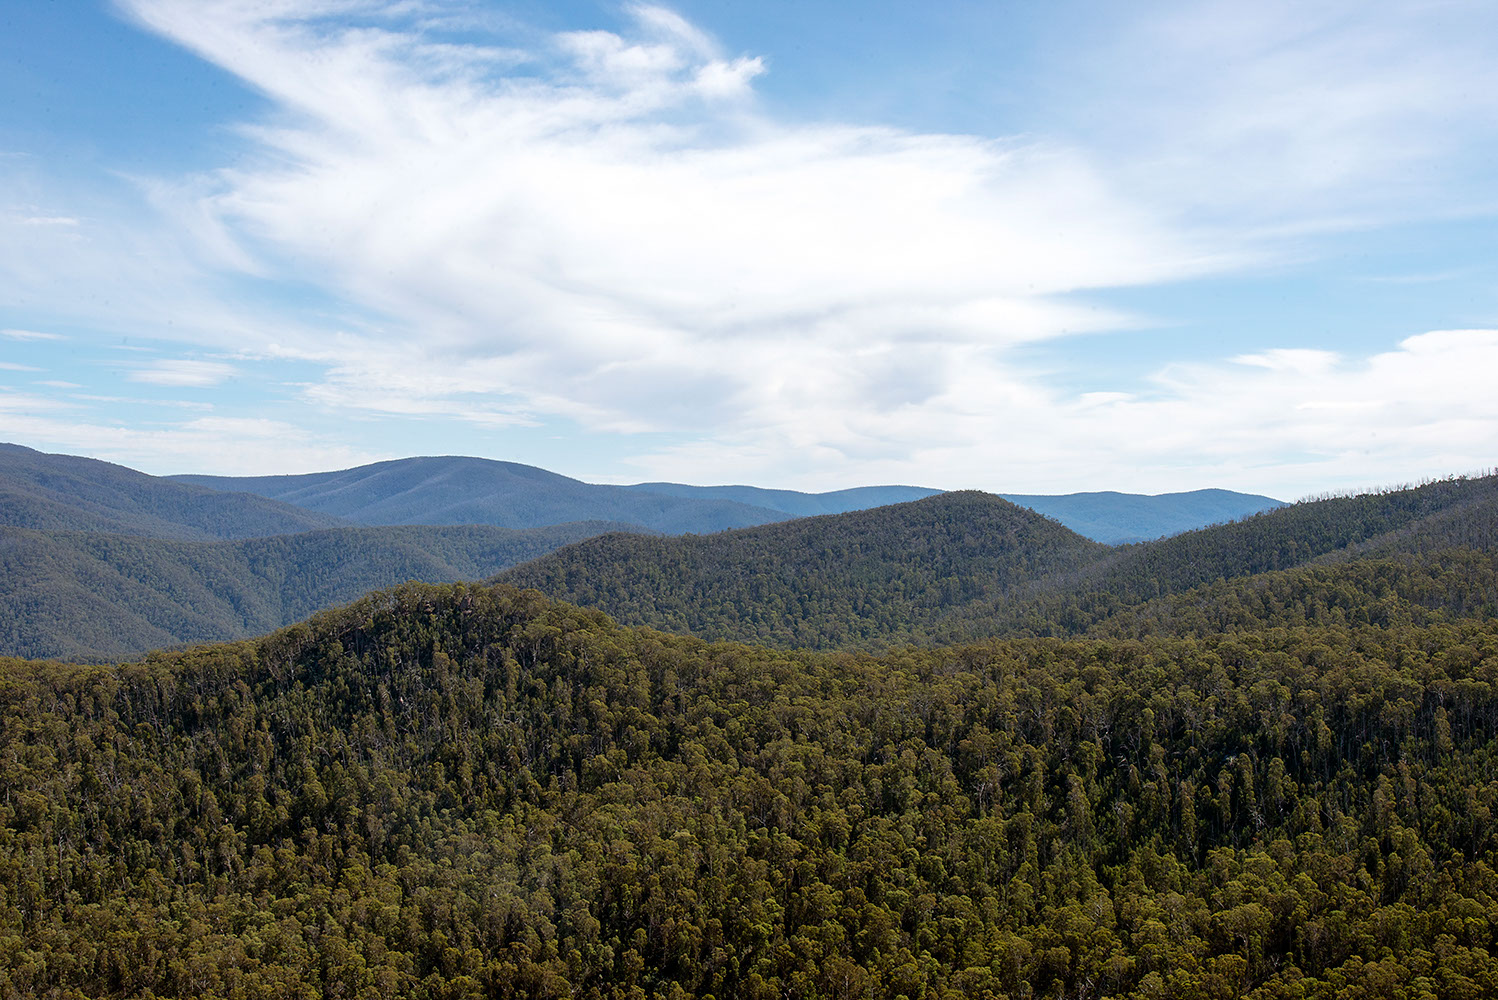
{"left": 174, "top": 456, "right": 794, "bottom": 535}
{"left": 172, "top": 452, "right": 1284, "bottom": 543}
{"left": 995, "top": 487, "right": 1286, "bottom": 544}
{"left": 1, "top": 442, "right": 1287, "bottom": 659}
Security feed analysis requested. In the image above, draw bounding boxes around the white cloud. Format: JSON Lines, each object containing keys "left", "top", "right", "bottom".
{"left": 129, "top": 359, "right": 237, "bottom": 387}
{"left": 72, "top": 393, "right": 212, "bottom": 409}
{"left": 619, "top": 329, "right": 1498, "bottom": 498}
{"left": 2, "top": 329, "right": 67, "bottom": 341}
{"left": 117, "top": 0, "right": 1224, "bottom": 433}
{"left": 0, "top": 407, "right": 385, "bottom": 476}
{"left": 0, "top": 362, "right": 42, "bottom": 372}
{"left": 0, "top": 388, "right": 71, "bottom": 413}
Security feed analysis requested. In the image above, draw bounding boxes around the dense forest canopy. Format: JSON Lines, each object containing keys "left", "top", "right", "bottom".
{"left": 499, "top": 491, "right": 1108, "bottom": 649}
{"left": 3, "top": 473, "right": 1497, "bottom": 998}
{"left": 3, "top": 578, "right": 1498, "bottom": 998}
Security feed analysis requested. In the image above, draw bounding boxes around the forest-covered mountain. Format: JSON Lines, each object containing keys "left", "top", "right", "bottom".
{"left": 2, "top": 455, "right": 1485, "bottom": 662}
{"left": 0, "top": 442, "right": 346, "bottom": 539}
{"left": 502, "top": 474, "right": 1498, "bottom": 650}
{"left": 174, "top": 456, "right": 795, "bottom": 534}
{"left": 500, "top": 491, "right": 1109, "bottom": 648}
{"left": 0, "top": 521, "right": 641, "bottom": 662}
{"left": 4, "top": 578, "right": 1498, "bottom": 998}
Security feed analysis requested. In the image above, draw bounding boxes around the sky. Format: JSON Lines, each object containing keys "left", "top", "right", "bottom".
{"left": 1, "top": 0, "right": 1496, "bottom": 498}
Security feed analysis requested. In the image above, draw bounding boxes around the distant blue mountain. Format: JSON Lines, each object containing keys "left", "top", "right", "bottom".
{"left": 628, "top": 482, "right": 1284, "bottom": 543}
{"left": 621, "top": 482, "right": 943, "bottom": 517}
{"left": 171, "top": 455, "right": 1283, "bottom": 543}
{"left": 0, "top": 442, "right": 346, "bottom": 540}
{"left": 998, "top": 488, "right": 1286, "bottom": 545}
{"left": 174, "top": 456, "right": 794, "bottom": 535}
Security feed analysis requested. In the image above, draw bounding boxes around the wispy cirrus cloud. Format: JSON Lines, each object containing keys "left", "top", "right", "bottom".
{"left": 1059, "top": 0, "right": 1498, "bottom": 229}
{"left": 115, "top": 0, "right": 1225, "bottom": 431}
{"left": 128, "top": 359, "right": 236, "bottom": 387}
{"left": 2, "top": 329, "right": 67, "bottom": 342}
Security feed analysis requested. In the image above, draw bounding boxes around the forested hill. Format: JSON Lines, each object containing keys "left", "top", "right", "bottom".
{"left": 942, "top": 472, "right": 1498, "bottom": 640}
{"left": 0, "top": 520, "right": 642, "bottom": 662}
{"left": 0, "top": 442, "right": 346, "bottom": 539}
{"left": 1099, "top": 473, "right": 1498, "bottom": 595}
{"left": 174, "top": 456, "right": 793, "bottom": 535}
{"left": 6, "top": 579, "right": 1498, "bottom": 998}
{"left": 498, "top": 491, "right": 1107, "bottom": 648}
{"left": 1084, "top": 549, "right": 1498, "bottom": 640}
{"left": 500, "top": 475, "right": 1498, "bottom": 650}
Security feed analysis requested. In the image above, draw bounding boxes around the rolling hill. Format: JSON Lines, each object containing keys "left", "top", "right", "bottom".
{"left": 621, "top": 481, "right": 944, "bottom": 517}
{"left": 498, "top": 490, "right": 1108, "bottom": 648}
{"left": 940, "top": 472, "right": 1498, "bottom": 639}
{"left": 0, "top": 442, "right": 347, "bottom": 539}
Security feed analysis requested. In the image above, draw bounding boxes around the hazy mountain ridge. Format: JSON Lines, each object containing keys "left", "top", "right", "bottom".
{"left": 174, "top": 456, "right": 795, "bottom": 535}
{"left": 170, "top": 451, "right": 1283, "bottom": 543}
{"left": 0, "top": 442, "right": 347, "bottom": 539}
{"left": 621, "top": 481, "right": 944, "bottom": 517}
{"left": 997, "top": 487, "right": 1286, "bottom": 544}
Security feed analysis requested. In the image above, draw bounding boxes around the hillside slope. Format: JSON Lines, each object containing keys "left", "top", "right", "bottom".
{"left": 4, "top": 581, "right": 1498, "bottom": 997}
{"left": 0, "top": 442, "right": 347, "bottom": 539}
{"left": 0, "top": 520, "right": 643, "bottom": 661}
{"left": 499, "top": 490, "right": 1108, "bottom": 648}
{"left": 942, "top": 473, "right": 1498, "bottom": 639}
{"left": 175, "top": 456, "right": 792, "bottom": 534}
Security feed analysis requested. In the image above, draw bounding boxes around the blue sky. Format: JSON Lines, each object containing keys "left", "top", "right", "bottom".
{"left": 2, "top": 0, "right": 1496, "bottom": 497}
